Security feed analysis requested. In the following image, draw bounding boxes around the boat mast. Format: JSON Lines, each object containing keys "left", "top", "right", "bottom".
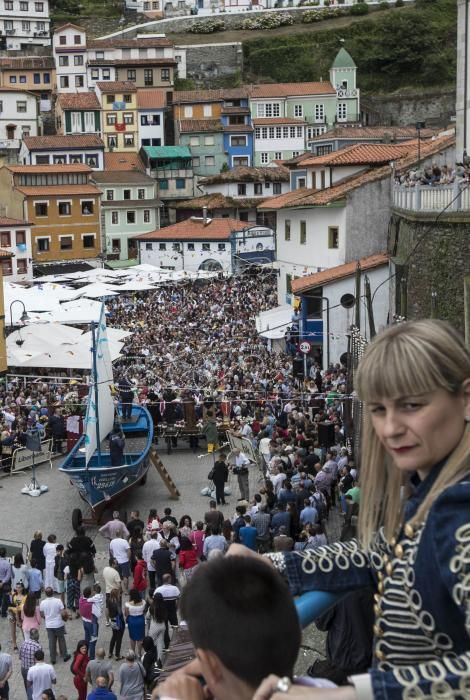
{"left": 91, "top": 320, "right": 102, "bottom": 468}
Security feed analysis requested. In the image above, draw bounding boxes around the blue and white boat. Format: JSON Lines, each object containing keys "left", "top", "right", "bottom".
{"left": 59, "top": 305, "right": 154, "bottom": 518}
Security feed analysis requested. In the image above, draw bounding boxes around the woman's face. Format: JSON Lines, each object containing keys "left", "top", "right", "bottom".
{"left": 80, "top": 644, "right": 87, "bottom": 654}
{"left": 369, "top": 385, "right": 470, "bottom": 478}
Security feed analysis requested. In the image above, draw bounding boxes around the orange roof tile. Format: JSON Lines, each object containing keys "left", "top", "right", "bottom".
{"left": 96, "top": 81, "right": 136, "bottom": 93}
{"left": 200, "top": 165, "right": 289, "bottom": 185}
{"left": 0, "top": 216, "right": 29, "bottom": 226}
{"left": 292, "top": 254, "right": 389, "bottom": 294}
{"left": 300, "top": 143, "right": 415, "bottom": 167}
{"left": 249, "top": 81, "right": 336, "bottom": 98}
{"left": 90, "top": 58, "right": 176, "bottom": 67}
{"left": 137, "top": 88, "right": 167, "bottom": 110}
{"left": 172, "top": 88, "right": 248, "bottom": 104}
{"left": 178, "top": 119, "right": 223, "bottom": 133}
{"left": 308, "top": 125, "right": 437, "bottom": 142}
{"left": 171, "top": 193, "right": 268, "bottom": 209}
{"left": 57, "top": 93, "right": 101, "bottom": 110}
{"left": 23, "top": 135, "right": 104, "bottom": 150}
{"left": 253, "top": 117, "right": 306, "bottom": 126}
{"left": 7, "top": 164, "right": 92, "bottom": 173}
{"left": 87, "top": 37, "right": 173, "bottom": 49}
{"left": 103, "top": 152, "right": 145, "bottom": 172}
{"left": 135, "top": 217, "right": 250, "bottom": 241}
{"left": 17, "top": 185, "right": 101, "bottom": 196}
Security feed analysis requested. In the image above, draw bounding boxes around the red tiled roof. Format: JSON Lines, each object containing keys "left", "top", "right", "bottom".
{"left": 0, "top": 57, "right": 55, "bottom": 69}
{"left": 300, "top": 143, "right": 415, "bottom": 167}
{"left": 249, "top": 81, "right": 336, "bottom": 98}
{"left": 172, "top": 88, "right": 248, "bottom": 104}
{"left": 17, "top": 185, "right": 101, "bottom": 196}
{"left": 292, "top": 254, "right": 389, "bottom": 294}
{"left": 171, "top": 194, "right": 268, "bottom": 209}
{"left": 58, "top": 93, "right": 101, "bottom": 110}
{"left": 23, "top": 135, "right": 104, "bottom": 150}
{"left": 0, "top": 216, "right": 29, "bottom": 226}
{"left": 89, "top": 58, "right": 176, "bottom": 66}
{"left": 200, "top": 165, "right": 289, "bottom": 185}
{"left": 220, "top": 106, "right": 250, "bottom": 115}
{"left": 87, "top": 37, "right": 173, "bottom": 49}
{"left": 253, "top": 117, "right": 306, "bottom": 126}
{"left": 104, "top": 152, "right": 145, "bottom": 172}
{"left": 178, "top": 119, "right": 223, "bottom": 133}
{"left": 7, "top": 164, "right": 92, "bottom": 173}
{"left": 96, "top": 81, "right": 137, "bottom": 93}
{"left": 53, "top": 22, "right": 85, "bottom": 30}
{"left": 135, "top": 216, "right": 250, "bottom": 241}
{"left": 222, "top": 125, "right": 254, "bottom": 133}
{"left": 308, "top": 125, "right": 437, "bottom": 142}
{"left": 136, "top": 89, "right": 167, "bottom": 109}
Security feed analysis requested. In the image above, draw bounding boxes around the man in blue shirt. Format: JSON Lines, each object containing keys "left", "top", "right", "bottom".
{"left": 299, "top": 499, "right": 319, "bottom": 528}
{"left": 87, "top": 676, "right": 117, "bottom": 700}
{"left": 239, "top": 516, "right": 258, "bottom": 551}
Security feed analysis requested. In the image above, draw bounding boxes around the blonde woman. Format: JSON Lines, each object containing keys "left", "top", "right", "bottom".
{"left": 223, "top": 320, "right": 470, "bottom": 700}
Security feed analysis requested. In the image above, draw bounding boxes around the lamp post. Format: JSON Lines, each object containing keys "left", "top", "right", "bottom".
{"left": 9, "top": 299, "right": 29, "bottom": 331}
{"left": 416, "top": 121, "right": 426, "bottom": 170}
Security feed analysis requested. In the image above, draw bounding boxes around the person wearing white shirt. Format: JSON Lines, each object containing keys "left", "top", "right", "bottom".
{"left": 39, "top": 589, "right": 70, "bottom": 664}
{"left": 27, "top": 650, "right": 56, "bottom": 700}
{"left": 109, "top": 534, "right": 130, "bottom": 594}
{"left": 142, "top": 531, "right": 161, "bottom": 590}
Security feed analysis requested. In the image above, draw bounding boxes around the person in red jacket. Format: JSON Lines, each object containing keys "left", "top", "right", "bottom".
{"left": 71, "top": 640, "right": 89, "bottom": 700}
{"left": 178, "top": 536, "right": 199, "bottom": 584}
{"left": 132, "top": 552, "right": 147, "bottom": 599}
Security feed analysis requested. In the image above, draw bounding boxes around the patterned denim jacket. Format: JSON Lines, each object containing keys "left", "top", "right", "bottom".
{"left": 269, "top": 462, "right": 470, "bottom": 700}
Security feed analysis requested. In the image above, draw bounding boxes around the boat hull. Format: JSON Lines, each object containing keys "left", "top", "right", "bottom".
{"left": 59, "top": 405, "right": 154, "bottom": 516}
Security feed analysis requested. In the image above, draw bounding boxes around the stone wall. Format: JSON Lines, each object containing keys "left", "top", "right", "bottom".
{"left": 179, "top": 41, "right": 243, "bottom": 84}
{"left": 361, "top": 87, "right": 456, "bottom": 128}
{"left": 389, "top": 211, "right": 470, "bottom": 332}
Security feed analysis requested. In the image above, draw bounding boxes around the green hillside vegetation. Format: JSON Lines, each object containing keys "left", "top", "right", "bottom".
{"left": 243, "top": 0, "right": 457, "bottom": 92}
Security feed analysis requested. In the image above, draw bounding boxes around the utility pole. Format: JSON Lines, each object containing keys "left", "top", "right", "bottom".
{"left": 364, "top": 275, "right": 376, "bottom": 338}
{"left": 354, "top": 262, "right": 361, "bottom": 329}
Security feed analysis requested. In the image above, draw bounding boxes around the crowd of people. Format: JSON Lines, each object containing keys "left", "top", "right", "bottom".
{"left": 395, "top": 160, "right": 470, "bottom": 187}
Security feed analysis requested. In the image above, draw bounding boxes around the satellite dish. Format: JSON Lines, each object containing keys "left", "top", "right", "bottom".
{"left": 340, "top": 293, "right": 355, "bottom": 309}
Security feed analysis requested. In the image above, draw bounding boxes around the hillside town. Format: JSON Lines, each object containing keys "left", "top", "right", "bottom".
{"left": 0, "top": 0, "right": 468, "bottom": 699}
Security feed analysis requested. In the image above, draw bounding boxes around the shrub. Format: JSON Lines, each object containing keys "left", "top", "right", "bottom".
{"left": 378, "top": 0, "right": 389, "bottom": 7}
{"left": 241, "top": 12, "right": 294, "bottom": 29}
{"left": 188, "top": 18, "right": 225, "bottom": 32}
{"left": 395, "top": 0, "right": 404, "bottom": 5}
{"left": 302, "top": 8, "right": 323, "bottom": 21}
{"left": 349, "top": 1, "right": 369, "bottom": 14}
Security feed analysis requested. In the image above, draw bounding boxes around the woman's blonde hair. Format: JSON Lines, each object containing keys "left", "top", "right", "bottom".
{"left": 355, "top": 319, "right": 470, "bottom": 547}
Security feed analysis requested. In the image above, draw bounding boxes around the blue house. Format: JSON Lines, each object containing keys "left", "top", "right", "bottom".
{"left": 221, "top": 96, "right": 254, "bottom": 168}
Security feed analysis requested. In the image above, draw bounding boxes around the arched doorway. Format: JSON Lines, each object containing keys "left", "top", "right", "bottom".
{"left": 198, "top": 259, "right": 223, "bottom": 271}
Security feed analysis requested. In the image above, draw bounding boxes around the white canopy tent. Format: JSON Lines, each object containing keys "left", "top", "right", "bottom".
{"left": 255, "top": 304, "right": 292, "bottom": 353}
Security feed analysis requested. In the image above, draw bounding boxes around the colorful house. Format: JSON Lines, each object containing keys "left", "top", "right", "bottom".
{"left": 56, "top": 92, "right": 101, "bottom": 137}
{"left": 96, "top": 81, "right": 138, "bottom": 152}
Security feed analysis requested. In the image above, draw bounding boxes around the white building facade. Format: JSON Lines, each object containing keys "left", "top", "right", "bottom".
{"left": 0, "top": 217, "right": 33, "bottom": 281}
{"left": 0, "top": 0, "right": 50, "bottom": 50}
{"left": 0, "top": 88, "right": 38, "bottom": 153}
{"left": 53, "top": 23, "right": 88, "bottom": 92}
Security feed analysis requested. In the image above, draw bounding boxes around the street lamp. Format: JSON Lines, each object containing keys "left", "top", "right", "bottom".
{"left": 9, "top": 299, "right": 30, "bottom": 329}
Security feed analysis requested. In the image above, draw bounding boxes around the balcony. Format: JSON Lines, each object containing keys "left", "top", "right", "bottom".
{"left": 0, "top": 139, "right": 21, "bottom": 150}
{"left": 392, "top": 182, "right": 470, "bottom": 213}
{"left": 335, "top": 87, "right": 360, "bottom": 99}
{"left": 151, "top": 168, "right": 193, "bottom": 178}
{"left": 5, "top": 28, "right": 15, "bottom": 35}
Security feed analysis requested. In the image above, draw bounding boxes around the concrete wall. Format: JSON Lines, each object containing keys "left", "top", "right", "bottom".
{"left": 345, "top": 177, "right": 392, "bottom": 262}
{"left": 361, "top": 87, "right": 455, "bottom": 129}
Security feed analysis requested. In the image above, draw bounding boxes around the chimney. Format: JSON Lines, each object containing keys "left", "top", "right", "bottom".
{"left": 202, "top": 206, "right": 208, "bottom": 224}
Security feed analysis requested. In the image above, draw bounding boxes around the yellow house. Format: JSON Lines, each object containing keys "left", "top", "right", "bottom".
{"left": 172, "top": 88, "right": 247, "bottom": 121}
{"left": 96, "top": 81, "right": 138, "bottom": 153}
{"left": 0, "top": 56, "right": 56, "bottom": 99}
{"left": 0, "top": 164, "right": 102, "bottom": 264}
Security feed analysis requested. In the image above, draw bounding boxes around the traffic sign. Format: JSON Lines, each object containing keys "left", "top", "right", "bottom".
{"left": 299, "top": 341, "right": 311, "bottom": 354}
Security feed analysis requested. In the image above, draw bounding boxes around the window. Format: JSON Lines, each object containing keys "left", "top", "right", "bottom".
{"left": 123, "top": 94, "right": 132, "bottom": 103}
{"left": 20, "top": 75, "right": 26, "bottom": 83}
{"left": 16, "top": 101, "right": 27, "bottom": 113}
{"left": 161, "top": 69, "right": 170, "bottom": 81}
{"left": 230, "top": 135, "right": 247, "bottom": 147}
{"left": 36, "top": 237, "right": 49, "bottom": 252}
{"left": 20, "top": 1, "right": 28, "bottom": 8}
{"left": 59, "top": 56, "right": 69, "bottom": 66}
{"left": 273, "top": 183, "right": 281, "bottom": 194}
{"left": 315, "top": 104, "right": 325, "bottom": 122}
{"left": 204, "top": 157, "right": 214, "bottom": 167}
{"left": 321, "top": 170, "right": 326, "bottom": 189}
{"left": 255, "top": 128, "right": 261, "bottom": 139}
{"left": 74, "top": 55, "right": 84, "bottom": 66}
{"left": 34, "top": 202, "right": 47, "bottom": 216}
{"left": 233, "top": 157, "right": 249, "bottom": 167}
{"left": 123, "top": 112, "right": 133, "bottom": 125}
{"left": 102, "top": 69, "right": 110, "bottom": 80}
{"left": 33, "top": 73, "right": 40, "bottom": 84}
{"left": 126, "top": 211, "right": 136, "bottom": 224}
{"left": 203, "top": 104, "right": 212, "bottom": 117}
{"left": 300, "top": 220, "right": 306, "bottom": 245}
{"left": 35, "top": 155, "right": 49, "bottom": 165}
{"left": 81, "top": 200, "right": 93, "bottom": 215}
{"left": 158, "top": 179, "right": 168, "bottom": 190}
{"left": 187, "top": 243, "right": 195, "bottom": 251}
{"left": 59, "top": 34, "right": 66, "bottom": 44}
{"left": 106, "top": 190, "right": 114, "bottom": 201}
{"left": 106, "top": 95, "right": 115, "bottom": 104}
{"left": 138, "top": 189, "right": 145, "bottom": 200}
{"left": 143, "top": 209, "right": 150, "bottom": 223}
{"left": 16, "top": 231, "right": 26, "bottom": 245}
{"left": 202, "top": 243, "right": 210, "bottom": 251}
{"left": 58, "top": 201, "right": 71, "bottom": 216}
{"left": 60, "top": 236, "right": 73, "bottom": 250}
{"left": 74, "top": 34, "right": 81, "bottom": 44}
{"left": 237, "top": 184, "right": 246, "bottom": 196}
{"left": 204, "top": 136, "right": 214, "bottom": 146}
{"left": 218, "top": 243, "right": 226, "bottom": 251}
{"left": 86, "top": 154, "right": 98, "bottom": 167}
{"left": 260, "top": 153, "right": 269, "bottom": 165}
{"left": 128, "top": 69, "right": 136, "bottom": 81}
{"left": 124, "top": 134, "right": 135, "bottom": 147}
{"left": 172, "top": 243, "right": 180, "bottom": 252}
{"left": 96, "top": 51, "right": 104, "bottom": 59}
{"left": 328, "top": 226, "right": 339, "bottom": 249}
{"left": 111, "top": 211, "right": 119, "bottom": 224}
{"left": 176, "top": 178, "right": 185, "bottom": 189}
{"left": 107, "top": 113, "right": 117, "bottom": 125}
{"left": 317, "top": 145, "right": 333, "bottom": 156}
{"left": 91, "top": 69, "right": 99, "bottom": 80}
{"left": 284, "top": 220, "right": 291, "bottom": 241}
{"left": 9, "top": 76, "right": 16, "bottom": 84}
{"left": 337, "top": 102, "right": 347, "bottom": 122}
{"left": 254, "top": 183, "right": 262, "bottom": 195}
{"left": 294, "top": 104, "right": 303, "bottom": 117}
{"left": 189, "top": 136, "right": 199, "bottom": 146}
{"left": 159, "top": 243, "right": 166, "bottom": 250}
{"left": 1, "top": 259, "right": 12, "bottom": 276}
{"left": 144, "top": 69, "right": 153, "bottom": 86}
{"left": 257, "top": 102, "right": 280, "bottom": 118}
{"left": 274, "top": 152, "right": 282, "bottom": 160}
{"left": 297, "top": 177, "right": 306, "bottom": 189}
{"left": 192, "top": 156, "right": 200, "bottom": 166}
{"left": 60, "top": 76, "right": 69, "bottom": 89}
{"left": 0, "top": 231, "right": 10, "bottom": 247}
{"left": 17, "top": 259, "right": 27, "bottom": 275}
{"left": 82, "top": 234, "right": 95, "bottom": 249}
{"left": 75, "top": 76, "right": 84, "bottom": 88}
{"left": 145, "top": 242, "right": 152, "bottom": 250}
{"left": 123, "top": 189, "right": 131, "bottom": 200}
{"left": 107, "top": 136, "right": 117, "bottom": 149}
{"left": 183, "top": 105, "right": 193, "bottom": 118}
{"left": 22, "top": 20, "right": 30, "bottom": 30}
{"left": 4, "top": 0, "right": 13, "bottom": 6}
